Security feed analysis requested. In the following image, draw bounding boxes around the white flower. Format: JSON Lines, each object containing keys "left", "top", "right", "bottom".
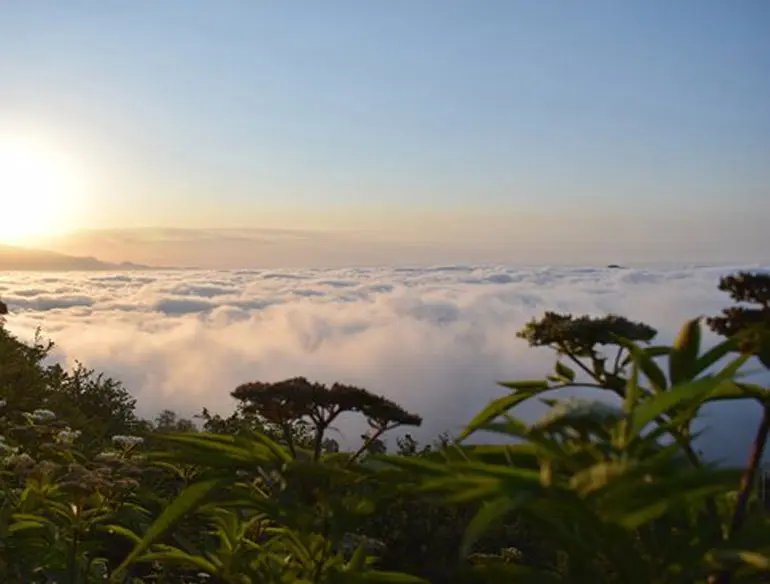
{"left": 4, "top": 452, "right": 34, "bottom": 466}
{"left": 56, "top": 428, "right": 82, "bottom": 444}
{"left": 111, "top": 435, "right": 144, "bottom": 447}
{"left": 0, "top": 399, "right": 6, "bottom": 408}
{"left": 30, "top": 409, "right": 56, "bottom": 423}
{"left": 0, "top": 437, "right": 18, "bottom": 455}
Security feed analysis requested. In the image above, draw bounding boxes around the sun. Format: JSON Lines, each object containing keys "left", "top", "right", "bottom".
{"left": 0, "top": 137, "right": 82, "bottom": 245}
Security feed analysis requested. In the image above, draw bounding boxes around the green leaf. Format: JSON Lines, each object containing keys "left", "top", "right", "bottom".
{"left": 460, "top": 494, "right": 532, "bottom": 558}
{"left": 442, "top": 482, "right": 501, "bottom": 504}
{"left": 707, "top": 550, "right": 770, "bottom": 571}
{"left": 629, "top": 376, "right": 724, "bottom": 438}
{"left": 448, "top": 461, "right": 544, "bottom": 484}
{"left": 610, "top": 468, "right": 740, "bottom": 528}
{"left": 568, "top": 460, "right": 629, "bottom": 496}
{"left": 137, "top": 550, "right": 220, "bottom": 574}
{"left": 668, "top": 318, "right": 702, "bottom": 383}
{"left": 554, "top": 361, "right": 576, "bottom": 382}
{"left": 693, "top": 337, "right": 738, "bottom": 374}
{"left": 497, "top": 380, "right": 550, "bottom": 391}
{"left": 480, "top": 421, "right": 569, "bottom": 464}
{"left": 10, "top": 513, "right": 50, "bottom": 524}
{"left": 150, "top": 432, "right": 282, "bottom": 469}
{"left": 639, "top": 347, "right": 668, "bottom": 392}
{"left": 347, "top": 541, "right": 370, "bottom": 572}
{"left": 100, "top": 524, "right": 142, "bottom": 545}
{"left": 374, "top": 454, "right": 450, "bottom": 476}
{"left": 645, "top": 345, "right": 672, "bottom": 358}
{"left": 7, "top": 520, "right": 46, "bottom": 533}
{"left": 707, "top": 381, "right": 770, "bottom": 404}
{"left": 248, "top": 430, "right": 293, "bottom": 464}
{"left": 460, "top": 389, "right": 546, "bottom": 440}
{"left": 625, "top": 350, "right": 641, "bottom": 416}
{"left": 111, "top": 478, "right": 222, "bottom": 581}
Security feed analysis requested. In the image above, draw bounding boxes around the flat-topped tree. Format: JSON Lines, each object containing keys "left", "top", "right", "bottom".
{"left": 231, "top": 376, "right": 422, "bottom": 460}
{"left": 517, "top": 312, "right": 657, "bottom": 392}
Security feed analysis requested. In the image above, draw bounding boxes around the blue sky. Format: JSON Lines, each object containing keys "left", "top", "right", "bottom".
{"left": 0, "top": 1, "right": 768, "bottom": 262}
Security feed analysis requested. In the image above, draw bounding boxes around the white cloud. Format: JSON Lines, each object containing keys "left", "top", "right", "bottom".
{"left": 1, "top": 264, "right": 768, "bottom": 461}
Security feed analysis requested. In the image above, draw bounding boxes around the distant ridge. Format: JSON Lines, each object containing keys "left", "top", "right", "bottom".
{"left": 0, "top": 244, "right": 154, "bottom": 271}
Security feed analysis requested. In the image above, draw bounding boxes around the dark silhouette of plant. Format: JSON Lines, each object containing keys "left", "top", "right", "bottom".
{"left": 518, "top": 312, "right": 657, "bottom": 356}
{"left": 708, "top": 271, "right": 770, "bottom": 367}
{"left": 152, "top": 409, "right": 197, "bottom": 434}
{"left": 707, "top": 272, "right": 770, "bottom": 584}
{"left": 232, "top": 376, "right": 421, "bottom": 461}
{"left": 517, "top": 312, "right": 656, "bottom": 391}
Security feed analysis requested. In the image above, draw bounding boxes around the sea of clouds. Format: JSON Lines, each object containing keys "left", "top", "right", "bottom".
{"left": 1, "top": 264, "right": 768, "bottom": 462}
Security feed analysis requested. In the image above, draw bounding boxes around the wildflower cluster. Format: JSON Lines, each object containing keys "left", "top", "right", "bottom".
{"left": 24, "top": 408, "right": 56, "bottom": 424}
{"left": 111, "top": 434, "right": 144, "bottom": 448}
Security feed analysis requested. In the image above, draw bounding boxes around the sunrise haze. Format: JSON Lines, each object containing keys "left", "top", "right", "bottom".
{"left": 1, "top": 1, "right": 768, "bottom": 266}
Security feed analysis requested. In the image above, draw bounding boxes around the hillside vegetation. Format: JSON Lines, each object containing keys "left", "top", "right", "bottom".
{"left": 0, "top": 272, "right": 768, "bottom": 583}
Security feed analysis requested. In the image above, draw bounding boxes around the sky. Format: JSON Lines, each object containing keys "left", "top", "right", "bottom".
{"left": 0, "top": 1, "right": 769, "bottom": 265}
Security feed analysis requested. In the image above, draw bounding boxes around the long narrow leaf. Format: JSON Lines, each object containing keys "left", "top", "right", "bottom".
{"left": 694, "top": 336, "right": 738, "bottom": 374}
{"left": 111, "top": 478, "right": 222, "bottom": 581}
{"left": 460, "top": 493, "right": 533, "bottom": 558}
{"left": 668, "top": 318, "right": 702, "bottom": 383}
{"left": 629, "top": 376, "right": 725, "bottom": 438}
{"left": 137, "top": 549, "right": 220, "bottom": 574}
{"left": 460, "top": 389, "right": 547, "bottom": 440}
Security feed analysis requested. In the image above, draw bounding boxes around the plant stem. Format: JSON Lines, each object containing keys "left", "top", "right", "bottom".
{"left": 69, "top": 522, "right": 80, "bottom": 584}
{"left": 612, "top": 346, "right": 625, "bottom": 375}
{"left": 728, "top": 404, "right": 770, "bottom": 536}
{"left": 276, "top": 415, "right": 297, "bottom": 459}
{"left": 349, "top": 427, "right": 387, "bottom": 465}
{"left": 710, "top": 404, "right": 770, "bottom": 584}
{"left": 559, "top": 347, "right": 598, "bottom": 381}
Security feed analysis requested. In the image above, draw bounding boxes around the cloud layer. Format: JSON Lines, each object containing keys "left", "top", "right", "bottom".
{"left": 2, "top": 264, "right": 768, "bottom": 461}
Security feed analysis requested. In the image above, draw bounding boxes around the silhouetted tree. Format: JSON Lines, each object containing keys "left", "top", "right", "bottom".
{"left": 232, "top": 377, "right": 421, "bottom": 460}
{"left": 152, "top": 409, "right": 197, "bottom": 433}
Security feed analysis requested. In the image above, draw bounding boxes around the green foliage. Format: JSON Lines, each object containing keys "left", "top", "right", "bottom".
{"left": 1, "top": 274, "right": 769, "bottom": 582}
{"left": 0, "top": 326, "right": 141, "bottom": 453}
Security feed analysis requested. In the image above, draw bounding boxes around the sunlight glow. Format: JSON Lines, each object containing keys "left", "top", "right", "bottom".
{"left": 0, "top": 136, "right": 83, "bottom": 245}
